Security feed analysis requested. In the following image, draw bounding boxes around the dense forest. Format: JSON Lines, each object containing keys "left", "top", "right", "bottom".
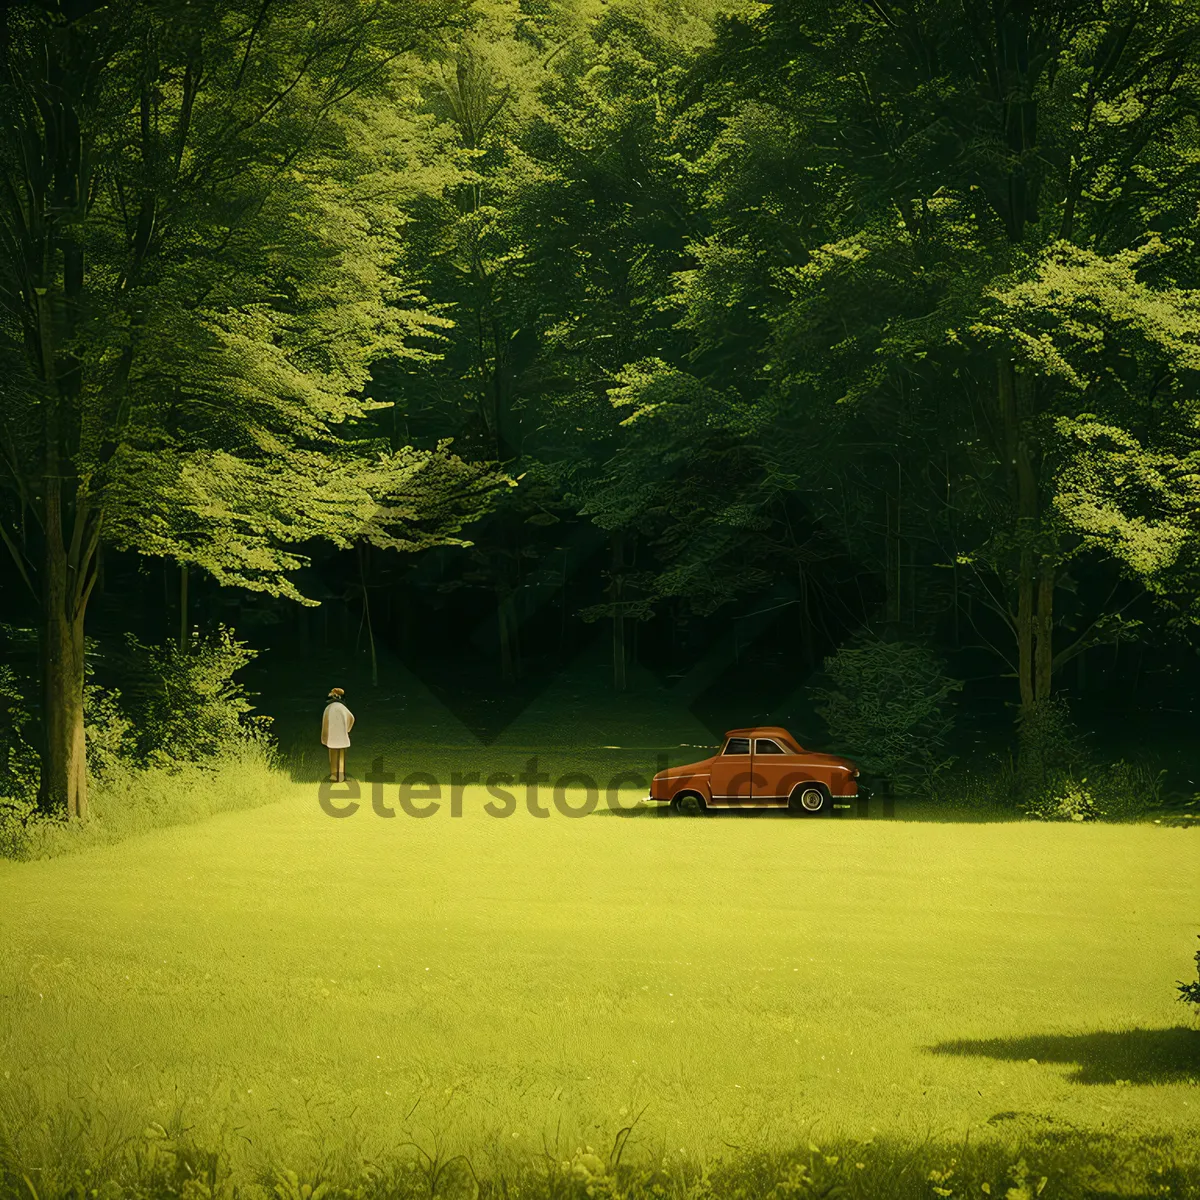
{"left": 4, "top": 0, "right": 1200, "bottom": 822}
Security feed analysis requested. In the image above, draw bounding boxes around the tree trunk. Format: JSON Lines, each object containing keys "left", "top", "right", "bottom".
{"left": 508, "top": 589, "right": 521, "bottom": 680}
{"left": 945, "top": 451, "right": 959, "bottom": 648}
{"left": 40, "top": 514, "right": 88, "bottom": 820}
{"left": 559, "top": 549, "right": 568, "bottom": 666}
{"left": 901, "top": 461, "right": 918, "bottom": 630}
{"left": 297, "top": 601, "right": 309, "bottom": 654}
{"left": 1017, "top": 549, "right": 1035, "bottom": 710}
{"left": 498, "top": 585, "right": 514, "bottom": 683}
{"left": 1034, "top": 561, "right": 1054, "bottom": 701}
{"left": 367, "top": 609, "right": 378, "bottom": 687}
{"left": 178, "top": 563, "right": 188, "bottom": 650}
{"left": 358, "top": 548, "right": 378, "bottom": 687}
{"left": 885, "top": 472, "right": 900, "bottom": 628}
{"left": 36, "top": 282, "right": 95, "bottom": 821}
{"left": 613, "top": 603, "right": 626, "bottom": 691}
{"left": 1000, "top": 356, "right": 1040, "bottom": 715}
{"left": 798, "top": 565, "right": 813, "bottom": 668}
{"left": 612, "top": 530, "right": 626, "bottom": 692}
{"left": 396, "top": 581, "right": 408, "bottom": 658}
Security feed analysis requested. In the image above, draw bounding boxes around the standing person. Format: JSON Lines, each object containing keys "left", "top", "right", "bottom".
{"left": 321, "top": 687, "right": 355, "bottom": 782}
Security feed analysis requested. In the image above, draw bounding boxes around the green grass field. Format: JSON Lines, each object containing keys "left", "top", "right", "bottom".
{"left": 2, "top": 772, "right": 1198, "bottom": 1194}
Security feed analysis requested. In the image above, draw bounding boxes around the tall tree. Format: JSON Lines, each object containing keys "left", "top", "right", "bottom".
{"left": 0, "top": 0, "right": 508, "bottom": 819}
{"left": 657, "top": 0, "right": 1200, "bottom": 719}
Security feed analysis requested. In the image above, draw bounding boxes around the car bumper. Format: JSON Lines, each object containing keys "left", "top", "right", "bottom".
{"left": 647, "top": 789, "right": 870, "bottom": 808}
{"left": 838, "top": 784, "right": 871, "bottom": 805}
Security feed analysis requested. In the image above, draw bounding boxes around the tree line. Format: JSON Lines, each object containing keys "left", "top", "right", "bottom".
{"left": 4, "top": 0, "right": 1200, "bottom": 819}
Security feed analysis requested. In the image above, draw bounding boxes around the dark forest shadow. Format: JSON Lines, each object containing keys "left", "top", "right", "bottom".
{"left": 927, "top": 1026, "right": 1200, "bottom": 1084}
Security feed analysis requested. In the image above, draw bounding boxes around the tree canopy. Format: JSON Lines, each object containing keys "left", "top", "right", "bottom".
{"left": 4, "top": 0, "right": 1200, "bottom": 816}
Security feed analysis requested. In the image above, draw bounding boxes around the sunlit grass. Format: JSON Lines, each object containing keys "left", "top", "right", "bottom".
{"left": 1, "top": 778, "right": 1197, "bottom": 1192}
{"left": 2, "top": 739, "right": 281, "bottom": 862}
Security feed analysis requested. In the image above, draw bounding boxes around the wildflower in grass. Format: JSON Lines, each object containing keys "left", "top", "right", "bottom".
{"left": 928, "top": 1161, "right": 956, "bottom": 1191}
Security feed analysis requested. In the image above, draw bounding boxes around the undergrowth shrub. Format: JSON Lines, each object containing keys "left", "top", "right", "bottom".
{"left": 809, "top": 632, "right": 963, "bottom": 797}
{"left": 1179, "top": 934, "right": 1200, "bottom": 1013}
{"left": 1014, "top": 696, "right": 1086, "bottom": 804}
{"left": 931, "top": 755, "right": 1018, "bottom": 813}
{"left": 1, "top": 624, "right": 277, "bottom": 859}
{"left": 1084, "top": 757, "right": 1168, "bottom": 819}
{"left": 84, "top": 677, "right": 135, "bottom": 784}
{"left": 1012, "top": 698, "right": 1168, "bottom": 821}
{"left": 0, "top": 660, "right": 41, "bottom": 828}
{"left": 1021, "top": 776, "right": 1105, "bottom": 822}
{"left": 1, "top": 632, "right": 45, "bottom": 857}
{"left": 110, "top": 625, "right": 271, "bottom": 765}
{"left": 13, "top": 739, "right": 280, "bottom": 860}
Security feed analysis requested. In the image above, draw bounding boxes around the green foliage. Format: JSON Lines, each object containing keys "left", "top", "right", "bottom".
{"left": 110, "top": 626, "right": 272, "bottom": 766}
{"left": 972, "top": 238, "right": 1200, "bottom": 615}
{"left": 83, "top": 678, "right": 135, "bottom": 785}
{"left": 1179, "top": 935, "right": 1200, "bottom": 1012}
{"left": 1086, "top": 758, "right": 1169, "bottom": 821}
{"left": 1021, "top": 777, "right": 1106, "bottom": 823}
{"left": 1015, "top": 700, "right": 1167, "bottom": 821}
{"left": 0, "top": 661, "right": 40, "bottom": 806}
{"left": 1013, "top": 697, "right": 1088, "bottom": 805}
{"left": 809, "top": 633, "right": 963, "bottom": 796}
{"left": 6, "top": 739, "right": 281, "bottom": 861}
{"left": 660, "top": 0, "right": 1200, "bottom": 716}
{"left": 0, "top": 0, "right": 507, "bottom": 604}
{"left": 1, "top": 634, "right": 137, "bottom": 853}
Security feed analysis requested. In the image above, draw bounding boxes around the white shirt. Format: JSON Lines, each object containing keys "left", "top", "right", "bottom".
{"left": 321, "top": 701, "right": 354, "bottom": 748}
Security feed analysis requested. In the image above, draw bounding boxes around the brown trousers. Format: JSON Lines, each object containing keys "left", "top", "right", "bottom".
{"left": 327, "top": 747, "right": 346, "bottom": 781}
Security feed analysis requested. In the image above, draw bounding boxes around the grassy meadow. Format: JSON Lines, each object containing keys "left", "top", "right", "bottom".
{"left": 1, "top": 760, "right": 1198, "bottom": 1196}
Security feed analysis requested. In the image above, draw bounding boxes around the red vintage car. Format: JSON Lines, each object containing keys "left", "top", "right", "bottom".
{"left": 647, "top": 726, "right": 865, "bottom": 815}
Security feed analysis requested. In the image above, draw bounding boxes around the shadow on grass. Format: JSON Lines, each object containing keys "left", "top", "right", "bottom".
{"left": 928, "top": 1026, "right": 1200, "bottom": 1084}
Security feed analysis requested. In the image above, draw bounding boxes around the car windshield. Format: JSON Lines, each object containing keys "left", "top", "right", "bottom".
{"left": 723, "top": 737, "right": 751, "bottom": 755}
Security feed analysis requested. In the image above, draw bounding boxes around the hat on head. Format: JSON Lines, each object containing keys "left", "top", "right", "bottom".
{"left": 328, "top": 687, "right": 344, "bottom": 699}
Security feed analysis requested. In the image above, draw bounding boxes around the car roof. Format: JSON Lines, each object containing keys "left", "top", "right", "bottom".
{"left": 723, "top": 726, "right": 795, "bottom": 740}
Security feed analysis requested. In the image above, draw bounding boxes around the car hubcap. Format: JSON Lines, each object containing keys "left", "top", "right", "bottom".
{"left": 800, "top": 788, "right": 825, "bottom": 812}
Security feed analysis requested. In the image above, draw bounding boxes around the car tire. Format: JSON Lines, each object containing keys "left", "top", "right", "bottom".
{"left": 670, "top": 791, "right": 708, "bottom": 816}
{"left": 789, "top": 783, "right": 831, "bottom": 816}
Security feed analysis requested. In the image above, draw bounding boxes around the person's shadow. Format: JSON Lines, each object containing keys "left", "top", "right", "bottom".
{"left": 927, "top": 1026, "right": 1200, "bottom": 1084}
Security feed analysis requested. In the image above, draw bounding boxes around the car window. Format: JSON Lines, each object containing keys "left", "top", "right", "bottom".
{"left": 723, "top": 737, "right": 751, "bottom": 755}
{"left": 755, "top": 739, "right": 786, "bottom": 754}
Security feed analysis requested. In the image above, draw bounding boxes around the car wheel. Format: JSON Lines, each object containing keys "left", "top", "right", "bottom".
{"left": 789, "top": 784, "right": 830, "bottom": 816}
{"left": 670, "top": 792, "right": 708, "bottom": 816}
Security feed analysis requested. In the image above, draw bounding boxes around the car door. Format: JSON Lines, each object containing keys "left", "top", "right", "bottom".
{"left": 708, "top": 736, "right": 753, "bottom": 807}
{"left": 751, "top": 737, "right": 794, "bottom": 807}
